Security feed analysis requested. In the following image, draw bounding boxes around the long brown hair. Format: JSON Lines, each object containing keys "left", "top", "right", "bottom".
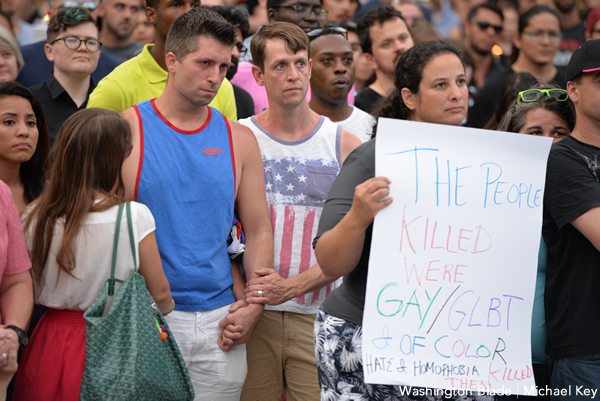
{"left": 25, "top": 108, "right": 132, "bottom": 286}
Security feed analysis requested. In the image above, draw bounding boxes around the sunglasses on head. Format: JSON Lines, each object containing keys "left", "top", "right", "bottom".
{"left": 307, "top": 27, "right": 348, "bottom": 41}
{"left": 518, "top": 89, "right": 569, "bottom": 103}
{"left": 60, "top": 0, "right": 98, "bottom": 10}
{"left": 470, "top": 20, "right": 502, "bottom": 35}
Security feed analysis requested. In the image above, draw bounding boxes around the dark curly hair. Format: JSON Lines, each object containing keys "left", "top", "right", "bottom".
{"left": 371, "top": 40, "right": 464, "bottom": 137}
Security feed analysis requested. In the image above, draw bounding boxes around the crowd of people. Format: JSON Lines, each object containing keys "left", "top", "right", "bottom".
{"left": 0, "top": 0, "right": 599, "bottom": 398}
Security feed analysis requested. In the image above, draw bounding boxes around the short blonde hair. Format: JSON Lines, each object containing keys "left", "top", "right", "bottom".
{"left": 0, "top": 26, "right": 24, "bottom": 72}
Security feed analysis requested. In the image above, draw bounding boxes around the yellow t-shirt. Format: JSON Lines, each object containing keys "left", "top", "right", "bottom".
{"left": 87, "top": 44, "right": 237, "bottom": 121}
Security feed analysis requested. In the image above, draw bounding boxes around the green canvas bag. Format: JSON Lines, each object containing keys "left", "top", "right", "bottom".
{"left": 80, "top": 202, "right": 195, "bottom": 401}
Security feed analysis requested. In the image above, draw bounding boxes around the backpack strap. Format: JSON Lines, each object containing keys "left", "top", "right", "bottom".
{"left": 108, "top": 203, "right": 125, "bottom": 296}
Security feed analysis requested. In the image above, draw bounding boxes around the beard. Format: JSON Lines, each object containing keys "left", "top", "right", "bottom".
{"left": 554, "top": 0, "right": 576, "bottom": 13}
{"left": 470, "top": 41, "right": 492, "bottom": 57}
{"left": 107, "top": 19, "right": 134, "bottom": 41}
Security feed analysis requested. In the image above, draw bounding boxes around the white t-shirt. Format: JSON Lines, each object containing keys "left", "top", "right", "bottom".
{"left": 335, "top": 105, "right": 376, "bottom": 143}
{"left": 26, "top": 202, "right": 155, "bottom": 311}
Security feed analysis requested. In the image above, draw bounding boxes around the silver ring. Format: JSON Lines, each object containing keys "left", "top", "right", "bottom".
{"left": 258, "top": 290, "right": 263, "bottom": 296}
{"left": 1, "top": 353, "right": 7, "bottom": 361}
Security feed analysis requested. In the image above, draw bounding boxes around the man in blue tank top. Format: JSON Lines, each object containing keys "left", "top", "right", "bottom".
{"left": 120, "top": 9, "right": 273, "bottom": 400}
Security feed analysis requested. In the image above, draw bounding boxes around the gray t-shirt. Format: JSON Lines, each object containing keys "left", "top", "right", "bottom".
{"left": 313, "top": 138, "right": 375, "bottom": 326}
{"left": 101, "top": 41, "right": 144, "bottom": 61}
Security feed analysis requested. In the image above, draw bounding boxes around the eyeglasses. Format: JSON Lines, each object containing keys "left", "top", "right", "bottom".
{"left": 518, "top": 89, "right": 569, "bottom": 103}
{"left": 60, "top": 0, "right": 98, "bottom": 10}
{"left": 307, "top": 27, "right": 348, "bottom": 40}
{"left": 522, "top": 30, "right": 562, "bottom": 42}
{"left": 470, "top": 20, "right": 502, "bottom": 34}
{"left": 51, "top": 36, "right": 102, "bottom": 52}
{"left": 235, "top": 42, "right": 247, "bottom": 58}
{"left": 272, "top": 4, "right": 328, "bottom": 21}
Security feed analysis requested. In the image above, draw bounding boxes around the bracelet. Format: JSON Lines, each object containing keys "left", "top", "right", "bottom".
{"left": 163, "top": 299, "right": 176, "bottom": 316}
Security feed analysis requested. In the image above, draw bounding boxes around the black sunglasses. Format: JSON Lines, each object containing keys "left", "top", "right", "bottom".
{"left": 470, "top": 20, "right": 502, "bottom": 35}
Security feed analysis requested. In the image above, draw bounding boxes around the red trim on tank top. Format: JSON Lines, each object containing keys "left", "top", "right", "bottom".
{"left": 224, "top": 116, "right": 236, "bottom": 192}
{"left": 133, "top": 105, "right": 144, "bottom": 202}
{"left": 150, "top": 98, "right": 212, "bottom": 134}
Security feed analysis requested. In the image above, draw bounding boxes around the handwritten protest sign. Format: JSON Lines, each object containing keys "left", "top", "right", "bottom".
{"left": 363, "top": 118, "right": 552, "bottom": 396}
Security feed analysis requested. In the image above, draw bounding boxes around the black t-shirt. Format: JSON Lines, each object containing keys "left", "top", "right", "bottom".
{"left": 543, "top": 135, "right": 600, "bottom": 358}
{"left": 554, "top": 22, "right": 586, "bottom": 73}
{"left": 354, "top": 87, "right": 383, "bottom": 115}
{"left": 233, "top": 84, "right": 255, "bottom": 120}
{"left": 313, "top": 139, "right": 376, "bottom": 326}
{"left": 29, "top": 74, "right": 96, "bottom": 146}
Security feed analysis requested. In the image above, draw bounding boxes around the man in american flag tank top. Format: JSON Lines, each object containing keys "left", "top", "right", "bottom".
{"left": 237, "top": 21, "right": 362, "bottom": 401}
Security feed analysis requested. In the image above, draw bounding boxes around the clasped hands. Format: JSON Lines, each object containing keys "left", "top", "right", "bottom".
{"left": 218, "top": 268, "right": 294, "bottom": 351}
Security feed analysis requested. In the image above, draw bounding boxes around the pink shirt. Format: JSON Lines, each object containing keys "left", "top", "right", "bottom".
{"left": 0, "top": 180, "right": 32, "bottom": 321}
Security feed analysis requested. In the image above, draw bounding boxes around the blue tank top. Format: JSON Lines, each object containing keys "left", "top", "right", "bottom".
{"left": 134, "top": 99, "right": 235, "bottom": 312}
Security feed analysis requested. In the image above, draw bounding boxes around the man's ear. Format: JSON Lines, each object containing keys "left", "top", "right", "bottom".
{"left": 364, "top": 52, "right": 378, "bottom": 71}
{"left": 267, "top": 8, "right": 277, "bottom": 22}
{"left": 146, "top": 7, "right": 157, "bottom": 25}
{"left": 401, "top": 87, "right": 416, "bottom": 111}
{"left": 251, "top": 64, "right": 265, "bottom": 86}
{"left": 308, "top": 58, "right": 312, "bottom": 79}
{"left": 96, "top": 2, "right": 105, "bottom": 18}
{"left": 567, "top": 80, "right": 579, "bottom": 104}
{"left": 44, "top": 42, "right": 55, "bottom": 63}
{"left": 165, "top": 51, "right": 178, "bottom": 74}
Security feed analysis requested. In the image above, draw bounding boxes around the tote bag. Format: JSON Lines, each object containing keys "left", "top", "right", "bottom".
{"left": 80, "top": 202, "right": 195, "bottom": 401}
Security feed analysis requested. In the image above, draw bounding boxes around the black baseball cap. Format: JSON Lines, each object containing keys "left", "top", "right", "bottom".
{"left": 566, "top": 39, "right": 600, "bottom": 82}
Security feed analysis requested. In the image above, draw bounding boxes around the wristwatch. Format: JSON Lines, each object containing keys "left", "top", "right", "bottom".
{"left": 6, "top": 325, "right": 28, "bottom": 347}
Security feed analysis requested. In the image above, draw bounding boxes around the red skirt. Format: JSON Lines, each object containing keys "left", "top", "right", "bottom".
{"left": 14, "top": 308, "right": 86, "bottom": 401}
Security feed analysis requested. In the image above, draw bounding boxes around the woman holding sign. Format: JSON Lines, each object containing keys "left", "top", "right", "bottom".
{"left": 312, "top": 41, "right": 478, "bottom": 399}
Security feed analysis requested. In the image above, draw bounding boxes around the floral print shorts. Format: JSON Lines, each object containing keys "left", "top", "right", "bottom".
{"left": 314, "top": 309, "right": 495, "bottom": 401}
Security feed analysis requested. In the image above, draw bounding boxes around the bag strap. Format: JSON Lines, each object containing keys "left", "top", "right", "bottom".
{"left": 126, "top": 202, "right": 137, "bottom": 272}
{"left": 108, "top": 203, "right": 125, "bottom": 296}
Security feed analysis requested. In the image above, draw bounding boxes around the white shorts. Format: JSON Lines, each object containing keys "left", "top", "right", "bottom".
{"left": 166, "top": 304, "right": 248, "bottom": 401}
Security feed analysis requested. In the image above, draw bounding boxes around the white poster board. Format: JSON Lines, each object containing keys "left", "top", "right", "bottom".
{"left": 363, "top": 118, "right": 552, "bottom": 397}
